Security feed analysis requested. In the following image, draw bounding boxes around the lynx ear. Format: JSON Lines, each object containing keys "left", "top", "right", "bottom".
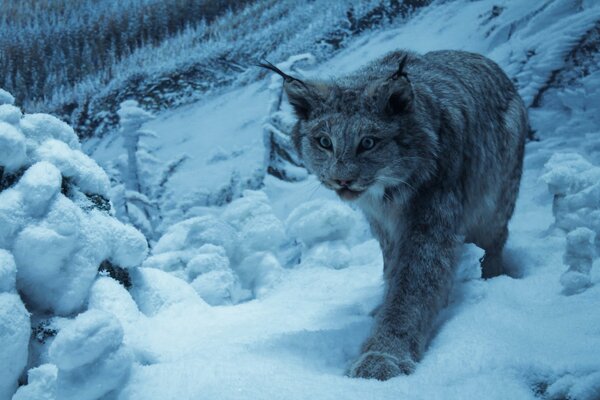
{"left": 283, "top": 80, "right": 325, "bottom": 120}
{"left": 383, "top": 55, "right": 414, "bottom": 116}
{"left": 385, "top": 82, "right": 414, "bottom": 116}
{"left": 257, "top": 60, "right": 325, "bottom": 120}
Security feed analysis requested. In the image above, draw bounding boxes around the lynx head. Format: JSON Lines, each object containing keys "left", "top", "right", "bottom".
{"left": 260, "top": 57, "right": 438, "bottom": 202}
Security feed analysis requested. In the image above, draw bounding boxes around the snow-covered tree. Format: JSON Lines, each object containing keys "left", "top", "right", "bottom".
{"left": 0, "top": 89, "right": 147, "bottom": 399}
{"left": 113, "top": 100, "right": 159, "bottom": 240}
{"left": 542, "top": 152, "right": 600, "bottom": 295}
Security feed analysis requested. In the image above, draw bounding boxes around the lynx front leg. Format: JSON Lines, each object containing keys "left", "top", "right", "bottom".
{"left": 349, "top": 201, "right": 459, "bottom": 380}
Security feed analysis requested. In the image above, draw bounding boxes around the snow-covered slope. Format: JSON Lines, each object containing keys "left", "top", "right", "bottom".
{"left": 3, "top": 0, "right": 600, "bottom": 399}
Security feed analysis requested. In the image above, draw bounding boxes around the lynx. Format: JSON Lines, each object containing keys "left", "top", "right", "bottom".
{"left": 260, "top": 49, "right": 527, "bottom": 380}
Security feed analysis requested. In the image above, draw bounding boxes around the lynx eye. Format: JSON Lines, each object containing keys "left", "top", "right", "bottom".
{"left": 358, "top": 136, "right": 378, "bottom": 153}
{"left": 317, "top": 136, "right": 333, "bottom": 150}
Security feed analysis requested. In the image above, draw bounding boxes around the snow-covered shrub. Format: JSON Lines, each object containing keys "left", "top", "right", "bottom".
{"left": 284, "top": 199, "right": 362, "bottom": 271}
{"left": 145, "top": 189, "right": 294, "bottom": 304}
{"left": 542, "top": 152, "right": 600, "bottom": 294}
{"left": 129, "top": 267, "right": 208, "bottom": 316}
{"left": 112, "top": 100, "right": 159, "bottom": 240}
{"left": 560, "top": 227, "right": 596, "bottom": 295}
{"left": 286, "top": 200, "right": 357, "bottom": 247}
{"left": 0, "top": 88, "right": 148, "bottom": 399}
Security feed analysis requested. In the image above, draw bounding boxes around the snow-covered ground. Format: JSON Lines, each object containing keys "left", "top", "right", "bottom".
{"left": 2, "top": 0, "right": 600, "bottom": 399}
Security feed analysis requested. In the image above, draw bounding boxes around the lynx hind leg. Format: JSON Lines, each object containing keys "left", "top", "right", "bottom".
{"left": 478, "top": 224, "right": 508, "bottom": 279}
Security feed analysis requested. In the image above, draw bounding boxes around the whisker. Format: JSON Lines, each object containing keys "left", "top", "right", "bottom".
{"left": 307, "top": 182, "right": 323, "bottom": 201}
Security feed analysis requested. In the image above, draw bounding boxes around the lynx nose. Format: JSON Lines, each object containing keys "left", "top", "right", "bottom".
{"left": 334, "top": 179, "right": 354, "bottom": 187}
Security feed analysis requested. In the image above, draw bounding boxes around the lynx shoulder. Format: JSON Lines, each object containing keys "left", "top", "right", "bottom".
{"left": 261, "top": 50, "right": 527, "bottom": 380}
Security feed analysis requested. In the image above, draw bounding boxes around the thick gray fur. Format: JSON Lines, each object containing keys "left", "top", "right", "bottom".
{"left": 274, "top": 50, "right": 527, "bottom": 380}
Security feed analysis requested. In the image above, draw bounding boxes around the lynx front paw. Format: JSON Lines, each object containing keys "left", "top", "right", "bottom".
{"left": 348, "top": 351, "right": 415, "bottom": 381}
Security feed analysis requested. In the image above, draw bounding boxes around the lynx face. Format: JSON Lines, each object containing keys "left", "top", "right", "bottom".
{"left": 297, "top": 112, "right": 415, "bottom": 201}
{"left": 284, "top": 76, "right": 437, "bottom": 202}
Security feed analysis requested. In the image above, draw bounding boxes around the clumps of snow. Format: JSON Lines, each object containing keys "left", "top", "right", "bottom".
{"left": 0, "top": 89, "right": 150, "bottom": 399}
{"left": 12, "top": 364, "right": 58, "bottom": 400}
{"left": 48, "top": 310, "right": 124, "bottom": 371}
{"left": 0, "top": 267, "right": 30, "bottom": 400}
{"left": 542, "top": 152, "right": 600, "bottom": 294}
{"left": 34, "top": 139, "right": 110, "bottom": 195}
{"left": 0, "top": 249, "right": 17, "bottom": 292}
{"left": 237, "top": 252, "right": 284, "bottom": 299}
{"left": 129, "top": 267, "right": 208, "bottom": 316}
{"left": 146, "top": 189, "right": 293, "bottom": 304}
{"left": 560, "top": 227, "right": 595, "bottom": 295}
{"left": 286, "top": 200, "right": 356, "bottom": 247}
{"left": 16, "top": 310, "right": 133, "bottom": 400}
{"left": 0, "top": 88, "right": 15, "bottom": 105}
{"left": 0, "top": 104, "right": 23, "bottom": 125}
{"left": 20, "top": 113, "right": 80, "bottom": 151}
{"left": 222, "top": 190, "right": 287, "bottom": 259}
{"left": 0, "top": 122, "right": 27, "bottom": 171}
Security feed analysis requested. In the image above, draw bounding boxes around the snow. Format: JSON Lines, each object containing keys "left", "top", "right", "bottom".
{"left": 129, "top": 267, "right": 207, "bottom": 317}
{"left": 48, "top": 309, "right": 124, "bottom": 371}
{"left": 3, "top": 0, "right": 600, "bottom": 399}
{"left": 286, "top": 200, "right": 357, "bottom": 247}
{"left": 0, "top": 249, "right": 17, "bottom": 293}
{"left": 12, "top": 364, "right": 58, "bottom": 400}
{"left": 0, "top": 121, "right": 27, "bottom": 171}
{"left": 0, "top": 88, "right": 14, "bottom": 105}
{"left": 0, "top": 293, "right": 30, "bottom": 400}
